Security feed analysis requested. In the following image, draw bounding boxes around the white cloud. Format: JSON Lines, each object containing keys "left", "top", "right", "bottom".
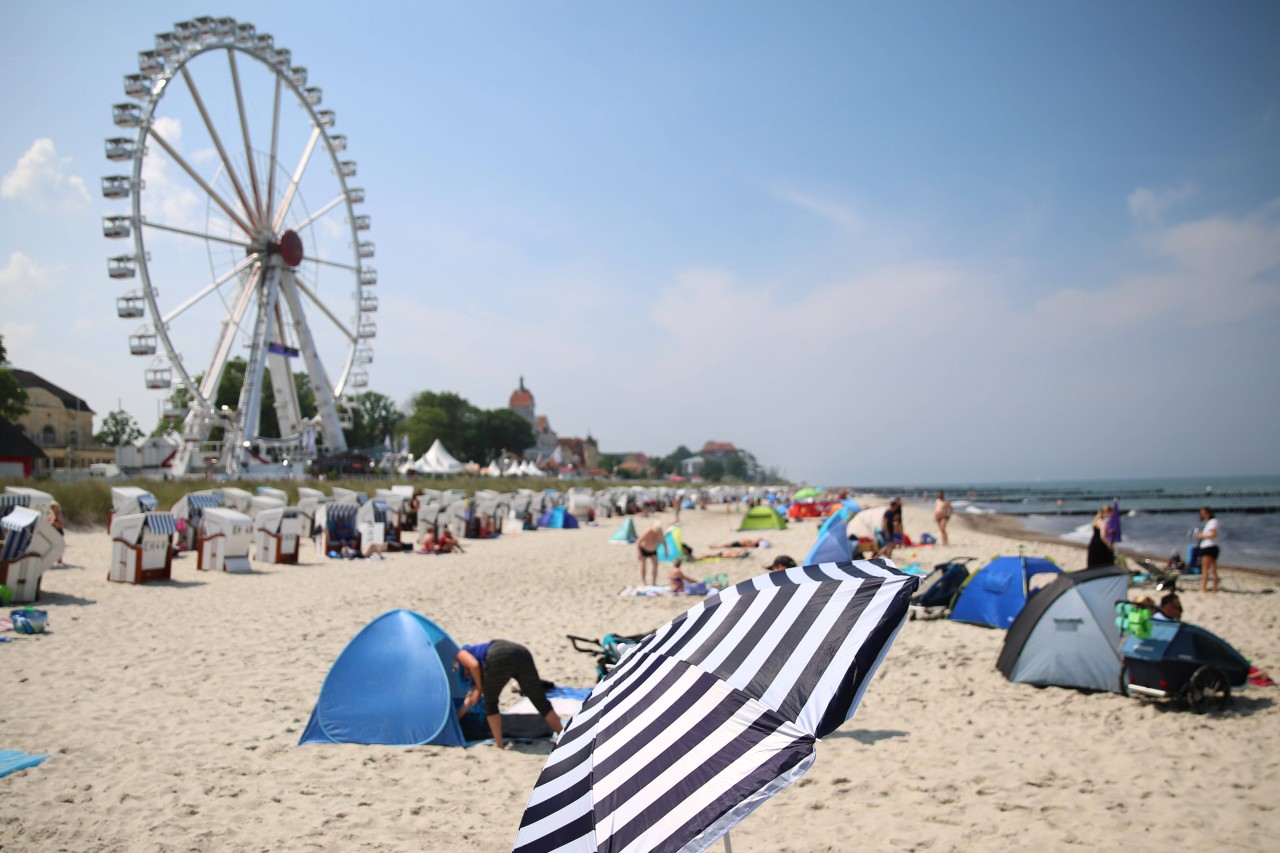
{"left": 770, "top": 184, "right": 862, "bottom": 231}
{"left": 137, "top": 117, "right": 207, "bottom": 232}
{"left": 0, "top": 252, "right": 53, "bottom": 302}
{"left": 0, "top": 321, "right": 39, "bottom": 359}
{"left": 1, "top": 138, "right": 91, "bottom": 215}
{"left": 1127, "top": 183, "right": 1195, "bottom": 227}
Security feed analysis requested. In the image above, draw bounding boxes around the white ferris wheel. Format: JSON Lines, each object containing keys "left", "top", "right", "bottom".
{"left": 102, "top": 16, "right": 375, "bottom": 476}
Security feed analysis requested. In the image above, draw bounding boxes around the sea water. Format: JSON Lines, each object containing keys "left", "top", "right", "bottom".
{"left": 880, "top": 475, "right": 1280, "bottom": 571}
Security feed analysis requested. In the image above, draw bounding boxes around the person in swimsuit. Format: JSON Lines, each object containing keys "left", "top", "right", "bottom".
{"left": 636, "top": 523, "right": 663, "bottom": 585}
{"left": 1197, "top": 507, "right": 1220, "bottom": 594}
{"left": 933, "top": 491, "right": 953, "bottom": 546}
{"left": 436, "top": 525, "right": 465, "bottom": 554}
{"left": 668, "top": 559, "right": 701, "bottom": 593}
{"left": 709, "top": 537, "right": 769, "bottom": 549}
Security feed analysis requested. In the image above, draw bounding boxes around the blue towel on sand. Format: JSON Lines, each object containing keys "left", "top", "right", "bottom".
{"left": 0, "top": 750, "right": 48, "bottom": 779}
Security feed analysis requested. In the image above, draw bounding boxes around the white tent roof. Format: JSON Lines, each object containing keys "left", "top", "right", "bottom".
{"left": 414, "top": 439, "right": 465, "bottom": 474}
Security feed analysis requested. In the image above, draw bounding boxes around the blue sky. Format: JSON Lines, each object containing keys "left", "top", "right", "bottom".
{"left": 2, "top": 1, "right": 1278, "bottom": 484}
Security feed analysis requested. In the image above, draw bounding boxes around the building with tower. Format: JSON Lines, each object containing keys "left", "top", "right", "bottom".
{"left": 506, "top": 377, "right": 599, "bottom": 473}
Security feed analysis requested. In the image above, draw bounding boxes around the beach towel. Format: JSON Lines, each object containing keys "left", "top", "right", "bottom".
{"left": 458, "top": 687, "right": 596, "bottom": 746}
{"left": 508, "top": 685, "right": 593, "bottom": 718}
{"left": 619, "top": 585, "right": 712, "bottom": 598}
{"left": 0, "top": 750, "right": 48, "bottom": 779}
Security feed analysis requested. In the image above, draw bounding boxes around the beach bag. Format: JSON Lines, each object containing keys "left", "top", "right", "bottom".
{"left": 10, "top": 608, "right": 48, "bottom": 635}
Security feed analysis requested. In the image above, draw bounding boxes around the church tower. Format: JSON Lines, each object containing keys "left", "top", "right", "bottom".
{"left": 508, "top": 376, "right": 535, "bottom": 426}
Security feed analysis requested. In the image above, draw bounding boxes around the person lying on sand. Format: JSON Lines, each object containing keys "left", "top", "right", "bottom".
{"left": 709, "top": 537, "right": 771, "bottom": 549}
{"left": 701, "top": 548, "right": 755, "bottom": 559}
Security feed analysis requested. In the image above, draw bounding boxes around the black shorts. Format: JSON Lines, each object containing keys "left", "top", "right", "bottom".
{"left": 639, "top": 546, "right": 657, "bottom": 558}
{"left": 482, "top": 640, "right": 550, "bottom": 717}
{"left": 1201, "top": 545, "right": 1219, "bottom": 560}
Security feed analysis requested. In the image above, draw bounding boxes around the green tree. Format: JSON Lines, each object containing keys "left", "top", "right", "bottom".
{"left": 0, "top": 336, "right": 28, "bottom": 422}
{"left": 94, "top": 409, "right": 143, "bottom": 446}
{"left": 345, "top": 391, "right": 402, "bottom": 450}
{"left": 153, "top": 362, "right": 319, "bottom": 438}
{"left": 465, "top": 408, "right": 533, "bottom": 463}
{"left": 403, "top": 391, "right": 534, "bottom": 464}
{"left": 404, "top": 390, "right": 478, "bottom": 457}
{"left": 725, "top": 453, "right": 748, "bottom": 480}
{"left": 701, "top": 458, "right": 726, "bottom": 482}
{"left": 658, "top": 444, "right": 694, "bottom": 478}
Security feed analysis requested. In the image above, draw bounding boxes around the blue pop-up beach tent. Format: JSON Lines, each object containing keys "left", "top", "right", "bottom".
{"left": 804, "top": 522, "right": 854, "bottom": 565}
{"left": 950, "top": 556, "right": 1063, "bottom": 629}
{"left": 537, "top": 506, "right": 579, "bottom": 529}
{"left": 300, "top": 610, "right": 468, "bottom": 746}
{"left": 609, "top": 517, "right": 637, "bottom": 544}
{"left": 817, "top": 506, "right": 851, "bottom": 538}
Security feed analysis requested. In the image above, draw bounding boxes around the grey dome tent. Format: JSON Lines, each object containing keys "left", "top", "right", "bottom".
{"left": 996, "top": 566, "right": 1129, "bottom": 693}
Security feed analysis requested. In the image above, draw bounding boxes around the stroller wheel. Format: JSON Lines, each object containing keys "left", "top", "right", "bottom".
{"left": 1186, "top": 666, "right": 1230, "bottom": 714}
{"left": 1118, "top": 662, "right": 1133, "bottom": 698}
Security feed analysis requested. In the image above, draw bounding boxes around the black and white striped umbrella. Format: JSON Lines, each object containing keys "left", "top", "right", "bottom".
{"left": 514, "top": 559, "right": 918, "bottom": 853}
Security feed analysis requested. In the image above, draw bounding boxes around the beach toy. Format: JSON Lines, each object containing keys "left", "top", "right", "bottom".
{"left": 1114, "top": 602, "right": 1151, "bottom": 639}
{"left": 10, "top": 607, "right": 48, "bottom": 635}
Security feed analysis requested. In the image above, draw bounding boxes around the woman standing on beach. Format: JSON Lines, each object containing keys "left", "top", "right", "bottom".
{"left": 1087, "top": 504, "right": 1115, "bottom": 568}
{"left": 1197, "top": 507, "right": 1220, "bottom": 593}
{"left": 47, "top": 500, "right": 65, "bottom": 566}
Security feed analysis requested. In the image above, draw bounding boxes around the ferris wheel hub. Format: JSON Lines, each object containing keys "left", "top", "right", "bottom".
{"left": 266, "top": 229, "right": 305, "bottom": 267}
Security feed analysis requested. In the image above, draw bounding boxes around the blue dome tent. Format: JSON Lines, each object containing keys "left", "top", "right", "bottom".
{"left": 950, "top": 555, "right": 1063, "bottom": 629}
{"left": 804, "top": 522, "right": 854, "bottom": 565}
{"left": 537, "top": 506, "right": 579, "bottom": 529}
{"left": 300, "top": 610, "right": 468, "bottom": 746}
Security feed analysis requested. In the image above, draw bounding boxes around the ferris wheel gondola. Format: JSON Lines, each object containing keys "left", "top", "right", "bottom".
{"left": 102, "top": 16, "right": 373, "bottom": 475}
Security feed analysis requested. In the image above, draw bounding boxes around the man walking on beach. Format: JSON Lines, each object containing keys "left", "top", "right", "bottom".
{"left": 934, "top": 491, "right": 953, "bottom": 546}
{"left": 636, "top": 523, "right": 663, "bottom": 586}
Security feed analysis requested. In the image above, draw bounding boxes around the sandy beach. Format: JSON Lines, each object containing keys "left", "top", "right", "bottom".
{"left": 2, "top": 501, "right": 1278, "bottom": 851}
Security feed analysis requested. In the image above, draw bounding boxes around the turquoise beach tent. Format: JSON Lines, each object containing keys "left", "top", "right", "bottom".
{"left": 804, "top": 522, "right": 854, "bottom": 565}
{"left": 657, "top": 528, "right": 685, "bottom": 563}
{"left": 609, "top": 517, "right": 637, "bottom": 544}
{"left": 950, "top": 556, "right": 1063, "bottom": 629}
{"left": 300, "top": 610, "right": 468, "bottom": 746}
{"left": 537, "top": 506, "right": 579, "bottom": 529}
